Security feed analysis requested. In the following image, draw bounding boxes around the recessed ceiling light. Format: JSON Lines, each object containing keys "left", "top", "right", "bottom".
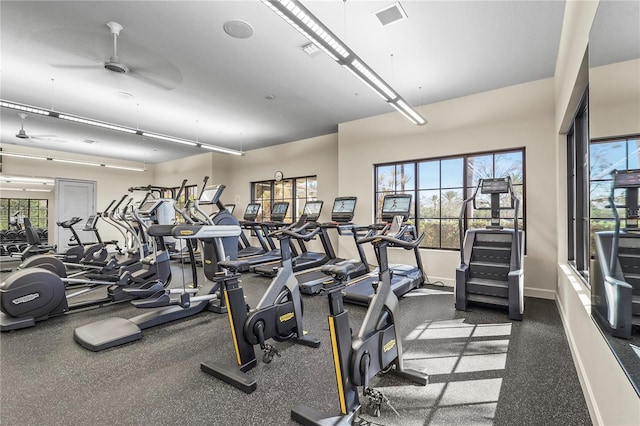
{"left": 223, "top": 20, "right": 253, "bottom": 39}
{"left": 83, "top": 139, "right": 97, "bottom": 144}
{"left": 264, "top": 94, "right": 275, "bottom": 100}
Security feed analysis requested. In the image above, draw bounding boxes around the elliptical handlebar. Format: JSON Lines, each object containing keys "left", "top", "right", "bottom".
{"left": 357, "top": 231, "right": 425, "bottom": 249}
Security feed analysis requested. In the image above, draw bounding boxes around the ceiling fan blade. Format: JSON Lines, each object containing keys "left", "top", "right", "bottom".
{"left": 51, "top": 64, "right": 103, "bottom": 70}
{"left": 127, "top": 69, "right": 178, "bottom": 91}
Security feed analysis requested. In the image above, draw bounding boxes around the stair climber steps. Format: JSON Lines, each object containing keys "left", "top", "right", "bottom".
{"left": 466, "top": 277, "right": 509, "bottom": 298}
{"left": 471, "top": 247, "right": 511, "bottom": 264}
{"left": 469, "top": 261, "right": 510, "bottom": 281}
{"left": 466, "top": 293, "right": 509, "bottom": 307}
{"left": 632, "top": 295, "right": 640, "bottom": 316}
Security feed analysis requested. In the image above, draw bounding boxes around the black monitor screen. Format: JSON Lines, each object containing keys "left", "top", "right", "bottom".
{"left": 331, "top": 197, "right": 357, "bottom": 222}
{"left": 245, "top": 203, "right": 260, "bottom": 216}
{"left": 481, "top": 178, "right": 509, "bottom": 194}
{"left": 304, "top": 201, "right": 323, "bottom": 221}
{"left": 381, "top": 194, "right": 412, "bottom": 221}
{"left": 332, "top": 198, "right": 356, "bottom": 214}
{"left": 614, "top": 169, "right": 640, "bottom": 188}
{"left": 271, "top": 202, "right": 289, "bottom": 221}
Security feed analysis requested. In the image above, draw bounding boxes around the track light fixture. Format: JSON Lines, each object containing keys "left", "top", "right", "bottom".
{"left": 0, "top": 99, "right": 245, "bottom": 156}
{"left": 262, "top": 0, "right": 427, "bottom": 125}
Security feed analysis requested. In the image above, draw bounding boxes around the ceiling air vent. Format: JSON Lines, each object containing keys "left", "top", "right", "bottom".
{"left": 299, "top": 41, "right": 322, "bottom": 57}
{"left": 374, "top": 2, "right": 408, "bottom": 26}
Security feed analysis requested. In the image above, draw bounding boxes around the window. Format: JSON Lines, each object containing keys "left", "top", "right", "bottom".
{"left": 375, "top": 149, "right": 525, "bottom": 250}
{"left": 590, "top": 136, "right": 640, "bottom": 256}
{"left": 251, "top": 176, "right": 318, "bottom": 222}
{"left": 567, "top": 92, "right": 590, "bottom": 279}
{"left": 0, "top": 198, "right": 49, "bottom": 230}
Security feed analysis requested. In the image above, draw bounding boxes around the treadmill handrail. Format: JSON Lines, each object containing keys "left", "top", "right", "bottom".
{"left": 277, "top": 225, "right": 322, "bottom": 241}
{"left": 357, "top": 231, "right": 425, "bottom": 249}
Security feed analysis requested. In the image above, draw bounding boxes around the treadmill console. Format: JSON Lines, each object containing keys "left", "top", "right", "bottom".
{"left": 381, "top": 194, "right": 412, "bottom": 222}
{"left": 303, "top": 201, "right": 323, "bottom": 222}
{"left": 331, "top": 197, "right": 357, "bottom": 223}
{"left": 271, "top": 202, "right": 289, "bottom": 222}
{"left": 199, "top": 185, "right": 226, "bottom": 205}
{"left": 244, "top": 203, "right": 261, "bottom": 221}
{"left": 614, "top": 169, "right": 640, "bottom": 188}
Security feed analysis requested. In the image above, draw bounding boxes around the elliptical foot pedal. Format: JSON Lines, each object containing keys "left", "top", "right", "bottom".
{"left": 201, "top": 361, "right": 257, "bottom": 394}
{"left": 0, "top": 312, "right": 36, "bottom": 331}
{"left": 74, "top": 317, "right": 141, "bottom": 352}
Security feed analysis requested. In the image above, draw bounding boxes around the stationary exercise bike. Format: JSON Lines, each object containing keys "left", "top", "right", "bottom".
{"left": 201, "top": 215, "right": 321, "bottom": 394}
{"left": 292, "top": 218, "right": 428, "bottom": 424}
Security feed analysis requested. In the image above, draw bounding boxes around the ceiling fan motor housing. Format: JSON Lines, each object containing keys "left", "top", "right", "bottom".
{"left": 104, "top": 60, "right": 128, "bottom": 73}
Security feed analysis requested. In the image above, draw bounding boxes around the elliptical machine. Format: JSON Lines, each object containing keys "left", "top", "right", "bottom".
{"left": 292, "top": 217, "right": 428, "bottom": 425}
{"left": 201, "top": 214, "right": 321, "bottom": 394}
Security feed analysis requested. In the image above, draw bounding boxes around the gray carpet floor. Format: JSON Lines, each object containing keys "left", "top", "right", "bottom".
{"left": 0, "top": 261, "right": 591, "bottom": 425}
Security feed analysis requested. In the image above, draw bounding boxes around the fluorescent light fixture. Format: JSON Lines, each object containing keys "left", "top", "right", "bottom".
{"left": 262, "top": 0, "right": 427, "bottom": 125}
{"left": 0, "top": 100, "right": 50, "bottom": 116}
{"left": 58, "top": 114, "right": 137, "bottom": 134}
{"left": 103, "top": 164, "right": 146, "bottom": 172}
{"left": 1, "top": 188, "right": 52, "bottom": 192}
{"left": 0, "top": 99, "right": 244, "bottom": 155}
{"left": 0, "top": 151, "right": 146, "bottom": 172}
{"left": 389, "top": 99, "right": 427, "bottom": 125}
{"left": 51, "top": 158, "right": 101, "bottom": 167}
{"left": 0, "top": 152, "right": 47, "bottom": 161}
{"left": 141, "top": 132, "right": 198, "bottom": 147}
{"left": 200, "top": 144, "right": 245, "bottom": 156}
{"left": 0, "top": 175, "right": 55, "bottom": 184}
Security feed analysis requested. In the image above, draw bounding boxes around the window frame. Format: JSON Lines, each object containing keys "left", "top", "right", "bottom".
{"left": 251, "top": 175, "right": 318, "bottom": 223}
{"left": 374, "top": 147, "right": 526, "bottom": 250}
{"left": 0, "top": 198, "right": 49, "bottom": 231}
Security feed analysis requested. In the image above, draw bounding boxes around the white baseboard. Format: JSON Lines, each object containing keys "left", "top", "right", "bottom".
{"left": 555, "top": 293, "right": 603, "bottom": 426}
{"left": 524, "top": 287, "right": 556, "bottom": 299}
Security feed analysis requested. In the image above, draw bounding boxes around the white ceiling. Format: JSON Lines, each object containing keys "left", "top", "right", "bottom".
{"left": 1, "top": 0, "right": 570, "bottom": 164}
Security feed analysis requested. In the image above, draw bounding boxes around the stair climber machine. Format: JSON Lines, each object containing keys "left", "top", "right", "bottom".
{"left": 291, "top": 230, "right": 428, "bottom": 425}
{"left": 455, "top": 176, "right": 525, "bottom": 320}
{"left": 298, "top": 197, "right": 369, "bottom": 295}
{"left": 341, "top": 194, "right": 425, "bottom": 306}
{"left": 593, "top": 169, "right": 640, "bottom": 339}
{"left": 237, "top": 203, "right": 270, "bottom": 258}
{"left": 200, "top": 214, "right": 321, "bottom": 393}
{"left": 232, "top": 201, "right": 295, "bottom": 272}
{"left": 253, "top": 200, "right": 330, "bottom": 277}
{"left": 73, "top": 178, "right": 242, "bottom": 352}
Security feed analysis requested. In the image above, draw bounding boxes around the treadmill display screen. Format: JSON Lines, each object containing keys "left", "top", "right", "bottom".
{"left": 331, "top": 197, "right": 356, "bottom": 223}
{"left": 271, "top": 202, "right": 289, "bottom": 221}
{"left": 244, "top": 203, "right": 260, "bottom": 221}
{"left": 381, "top": 194, "right": 412, "bottom": 221}
{"left": 303, "top": 201, "right": 323, "bottom": 221}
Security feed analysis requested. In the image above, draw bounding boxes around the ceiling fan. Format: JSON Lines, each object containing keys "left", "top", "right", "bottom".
{"left": 15, "top": 113, "right": 64, "bottom": 143}
{"left": 51, "top": 21, "right": 182, "bottom": 91}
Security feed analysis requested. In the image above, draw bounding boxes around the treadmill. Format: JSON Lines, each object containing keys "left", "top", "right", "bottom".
{"left": 298, "top": 197, "right": 369, "bottom": 294}
{"left": 232, "top": 201, "right": 293, "bottom": 272}
{"left": 341, "top": 193, "right": 425, "bottom": 306}
{"left": 252, "top": 201, "right": 332, "bottom": 277}
{"left": 237, "top": 203, "right": 270, "bottom": 258}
